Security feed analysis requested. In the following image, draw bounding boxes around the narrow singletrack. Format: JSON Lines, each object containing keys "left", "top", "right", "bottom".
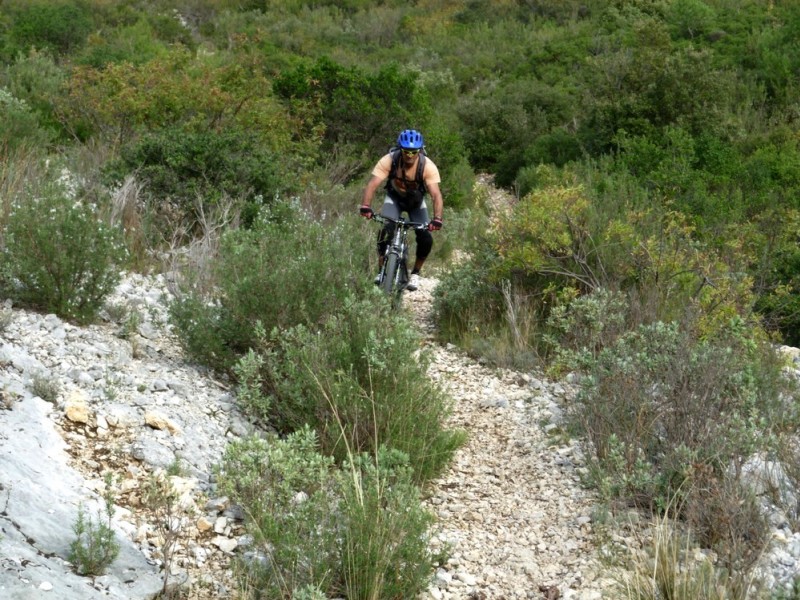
{"left": 404, "top": 277, "right": 610, "bottom": 600}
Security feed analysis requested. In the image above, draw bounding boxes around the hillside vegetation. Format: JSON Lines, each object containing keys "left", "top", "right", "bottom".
{"left": 2, "top": 1, "right": 800, "bottom": 598}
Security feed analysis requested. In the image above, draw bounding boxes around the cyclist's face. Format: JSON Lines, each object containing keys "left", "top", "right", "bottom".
{"left": 401, "top": 149, "right": 419, "bottom": 165}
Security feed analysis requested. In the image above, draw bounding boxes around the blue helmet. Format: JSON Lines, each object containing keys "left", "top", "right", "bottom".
{"left": 397, "top": 129, "right": 424, "bottom": 150}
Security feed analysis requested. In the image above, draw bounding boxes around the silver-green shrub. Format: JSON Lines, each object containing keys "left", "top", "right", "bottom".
{"left": 560, "top": 291, "right": 795, "bottom": 573}
{"left": 218, "top": 429, "right": 436, "bottom": 599}
{"left": 261, "top": 296, "right": 465, "bottom": 484}
{"left": 169, "top": 198, "right": 372, "bottom": 372}
{"left": 218, "top": 428, "right": 341, "bottom": 598}
{"left": 1, "top": 178, "right": 126, "bottom": 324}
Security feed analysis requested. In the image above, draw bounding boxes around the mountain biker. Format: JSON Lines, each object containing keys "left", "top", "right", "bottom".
{"left": 359, "top": 128, "right": 444, "bottom": 292}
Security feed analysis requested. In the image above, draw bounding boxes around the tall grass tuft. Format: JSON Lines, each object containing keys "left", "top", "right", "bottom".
{"left": 619, "top": 512, "right": 756, "bottom": 600}
{"left": 339, "top": 447, "right": 435, "bottom": 600}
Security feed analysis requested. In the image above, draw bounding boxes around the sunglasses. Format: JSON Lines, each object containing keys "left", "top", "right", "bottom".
{"left": 401, "top": 149, "right": 419, "bottom": 156}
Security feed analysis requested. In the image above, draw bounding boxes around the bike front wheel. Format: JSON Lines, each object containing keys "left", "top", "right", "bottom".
{"left": 381, "top": 253, "right": 399, "bottom": 295}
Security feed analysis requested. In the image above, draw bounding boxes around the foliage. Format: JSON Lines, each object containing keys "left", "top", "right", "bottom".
{"left": 490, "top": 170, "right": 757, "bottom": 338}
{"left": 107, "top": 124, "right": 284, "bottom": 228}
{"left": 6, "top": 1, "right": 800, "bottom": 593}
{"left": 1, "top": 48, "right": 66, "bottom": 138}
{"left": 257, "top": 295, "right": 465, "bottom": 484}
{"left": 544, "top": 287, "right": 629, "bottom": 374}
{"left": 57, "top": 50, "right": 299, "bottom": 153}
{"left": 218, "top": 429, "right": 437, "bottom": 599}
{"left": 0, "top": 173, "right": 126, "bottom": 324}
{"left": 68, "top": 473, "right": 120, "bottom": 576}
{"left": 142, "top": 472, "right": 189, "bottom": 598}
{"left": 218, "top": 428, "right": 339, "bottom": 598}
{"left": 457, "top": 76, "right": 581, "bottom": 187}
{"left": 1, "top": 0, "right": 94, "bottom": 59}
{"left": 751, "top": 209, "right": 800, "bottom": 346}
{"left": 233, "top": 347, "right": 269, "bottom": 423}
{"left": 76, "top": 17, "right": 176, "bottom": 68}
{"left": 30, "top": 373, "right": 61, "bottom": 404}
{"left": 339, "top": 447, "right": 435, "bottom": 599}
{"left": 433, "top": 244, "right": 503, "bottom": 346}
{"left": 564, "top": 303, "right": 792, "bottom": 571}
{"left": 169, "top": 200, "right": 373, "bottom": 372}
{"left": 273, "top": 56, "right": 433, "bottom": 170}
{"left": 0, "top": 87, "right": 52, "bottom": 151}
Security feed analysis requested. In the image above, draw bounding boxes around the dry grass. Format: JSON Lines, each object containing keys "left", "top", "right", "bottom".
{"left": 618, "top": 508, "right": 761, "bottom": 600}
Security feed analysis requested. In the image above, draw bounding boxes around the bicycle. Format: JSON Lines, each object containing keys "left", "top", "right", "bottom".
{"left": 371, "top": 214, "right": 427, "bottom": 307}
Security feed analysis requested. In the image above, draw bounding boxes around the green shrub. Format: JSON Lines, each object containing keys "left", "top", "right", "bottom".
{"left": 433, "top": 244, "right": 503, "bottom": 344}
{"left": 0, "top": 87, "right": 52, "bottom": 151}
{"left": 218, "top": 429, "right": 436, "bottom": 599}
{"left": 745, "top": 208, "right": 800, "bottom": 346}
{"left": 456, "top": 77, "right": 579, "bottom": 187}
{"left": 76, "top": 18, "right": 173, "bottom": 68}
{"left": 273, "top": 56, "right": 432, "bottom": 168}
{"left": 169, "top": 201, "right": 373, "bottom": 372}
{"left": 108, "top": 125, "right": 284, "bottom": 230}
{"left": 68, "top": 474, "right": 120, "bottom": 576}
{"left": 2, "top": 0, "right": 94, "bottom": 58}
{"left": 259, "top": 296, "right": 465, "bottom": 483}
{"left": 30, "top": 373, "right": 60, "bottom": 404}
{"left": 1, "top": 48, "right": 66, "bottom": 136}
{"left": 1, "top": 177, "right": 126, "bottom": 324}
{"left": 544, "top": 287, "right": 629, "bottom": 374}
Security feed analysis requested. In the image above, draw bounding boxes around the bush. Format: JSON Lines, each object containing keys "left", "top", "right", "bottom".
{"left": 1, "top": 48, "right": 66, "bottom": 137}
{"left": 108, "top": 125, "right": 284, "bottom": 230}
{"left": 218, "top": 429, "right": 437, "bottom": 599}
{"left": 2, "top": 0, "right": 94, "bottom": 59}
{"left": 433, "top": 246, "right": 503, "bottom": 344}
{"left": 169, "top": 200, "right": 373, "bottom": 372}
{"left": 68, "top": 474, "right": 120, "bottom": 576}
{"left": 76, "top": 18, "right": 173, "bottom": 68}
{"left": 1, "top": 177, "right": 126, "bottom": 324}
{"left": 566, "top": 307, "right": 793, "bottom": 572}
{"left": 218, "top": 429, "right": 340, "bottom": 598}
{"left": 0, "top": 87, "right": 52, "bottom": 151}
{"left": 259, "top": 296, "right": 465, "bottom": 483}
{"left": 273, "top": 56, "right": 432, "bottom": 170}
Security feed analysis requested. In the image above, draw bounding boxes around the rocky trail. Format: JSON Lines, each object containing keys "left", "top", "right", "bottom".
{"left": 405, "top": 276, "right": 610, "bottom": 600}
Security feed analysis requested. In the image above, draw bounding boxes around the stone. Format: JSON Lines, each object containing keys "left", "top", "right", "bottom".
{"left": 144, "top": 410, "right": 181, "bottom": 435}
{"left": 65, "top": 390, "right": 91, "bottom": 423}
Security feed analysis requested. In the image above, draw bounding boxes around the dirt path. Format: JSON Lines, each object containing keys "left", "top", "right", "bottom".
{"left": 404, "top": 274, "right": 611, "bottom": 600}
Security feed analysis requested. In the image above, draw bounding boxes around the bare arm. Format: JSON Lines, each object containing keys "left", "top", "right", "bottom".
{"left": 361, "top": 175, "right": 385, "bottom": 208}
{"left": 426, "top": 181, "right": 444, "bottom": 220}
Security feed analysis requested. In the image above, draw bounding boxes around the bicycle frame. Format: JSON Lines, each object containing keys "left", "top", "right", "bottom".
{"left": 372, "top": 214, "right": 426, "bottom": 306}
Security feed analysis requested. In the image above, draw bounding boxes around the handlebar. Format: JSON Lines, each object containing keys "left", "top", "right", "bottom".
{"left": 371, "top": 214, "right": 428, "bottom": 230}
